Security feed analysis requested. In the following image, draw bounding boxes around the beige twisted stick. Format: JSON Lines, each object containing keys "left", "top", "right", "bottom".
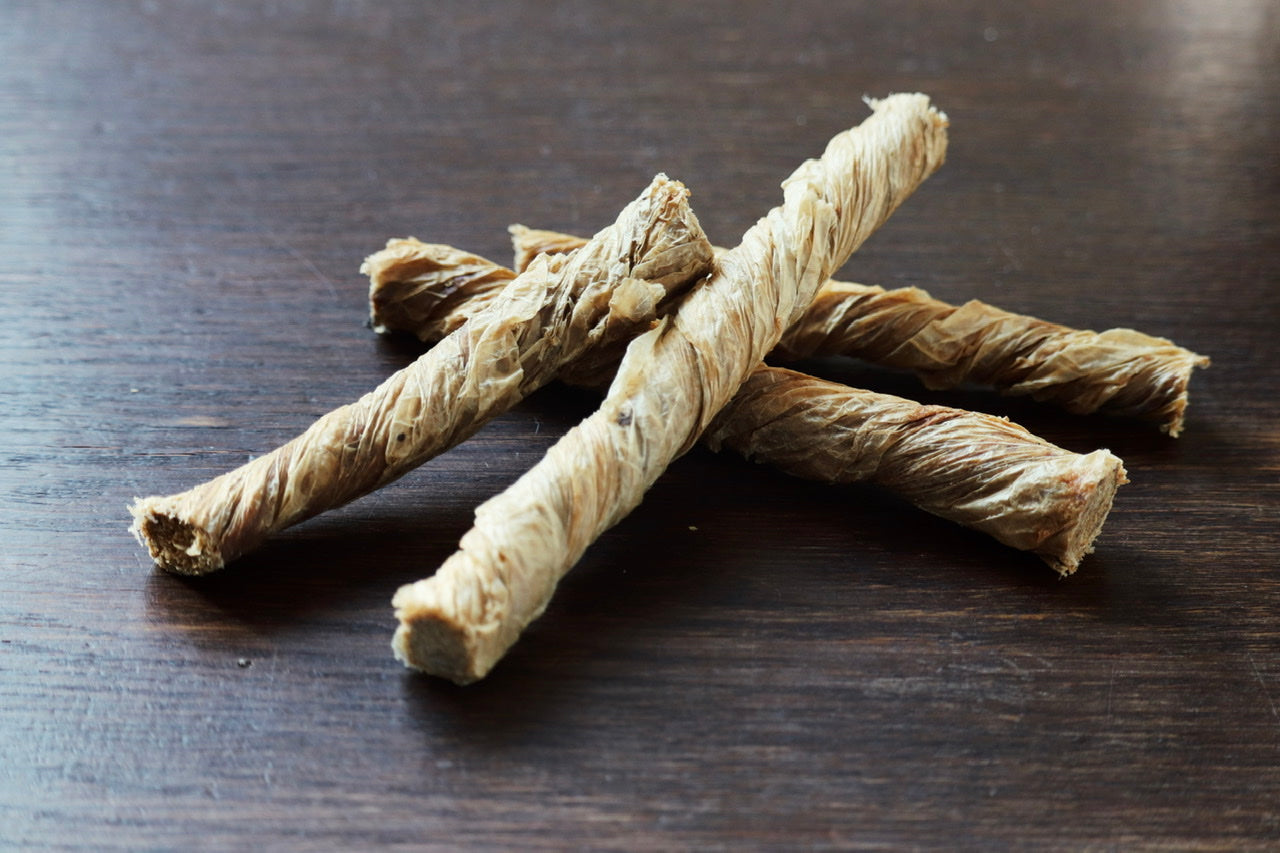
{"left": 391, "top": 94, "right": 951, "bottom": 683}
{"left": 703, "top": 368, "right": 1125, "bottom": 573}
{"left": 367, "top": 241, "right": 516, "bottom": 339}
{"left": 129, "top": 176, "right": 714, "bottom": 575}
{"left": 365, "top": 240, "right": 1125, "bottom": 575}
{"left": 508, "top": 229, "right": 1208, "bottom": 436}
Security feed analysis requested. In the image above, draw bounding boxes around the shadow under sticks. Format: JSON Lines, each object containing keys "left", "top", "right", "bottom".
{"left": 143, "top": 494, "right": 478, "bottom": 634}
{"left": 394, "top": 441, "right": 1139, "bottom": 732}
{"left": 141, "top": 378, "right": 605, "bottom": 635}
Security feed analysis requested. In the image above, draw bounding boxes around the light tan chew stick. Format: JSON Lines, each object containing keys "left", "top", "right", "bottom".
{"left": 129, "top": 175, "right": 714, "bottom": 575}
{"left": 703, "top": 367, "right": 1126, "bottom": 574}
{"left": 365, "top": 240, "right": 1125, "bottom": 575}
{"left": 508, "top": 228, "right": 1209, "bottom": 436}
{"left": 392, "top": 93, "right": 950, "bottom": 682}
{"left": 367, "top": 242, "right": 516, "bottom": 339}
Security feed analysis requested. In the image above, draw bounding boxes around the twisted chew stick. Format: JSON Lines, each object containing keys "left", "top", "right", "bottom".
{"left": 509, "top": 228, "right": 1209, "bottom": 436}
{"left": 366, "top": 241, "right": 515, "bottom": 339}
{"left": 703, "top": 368, "right": 1125, "bottom": 574}
{"left": 365, "top": 240, "right": 1125, "bottom": 575}
{"left": 392, "top": 94, "right": 950, "bottom": 682}
{"left": 129, "top": 175, "right": 714, "bottom": 575}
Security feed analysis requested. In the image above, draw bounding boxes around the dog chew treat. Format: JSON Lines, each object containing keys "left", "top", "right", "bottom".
{"left": 775, "top": 287, "right": 1209, "bottom": 437}
{"left": 703, "top": 367, "right": 1126, "bottom": 575}
{"left": 365, "top": 240, "right": 1125, "bottom": 574}
{"left": 129, "top": 175, "right": 714, "bottom": 575}
{"left": 392, "top": 94, "right": 950, "bottom": 683}
{"left": 509, "top": 228, "right": 1209, "bottom": 436}
{"left": 364, "top": 241, "right": 515, "bottom": 338}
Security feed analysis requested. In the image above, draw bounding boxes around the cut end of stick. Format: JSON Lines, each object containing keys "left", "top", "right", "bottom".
{"left": 362, "top": 236, "right": 519, "bottom": 342}
{"left": 127, "top": 499, "right": 225, "bottom": 575}
{"left": 864, "top": 92, "right": 950, "bottom": 129}
{"left": 1159, "top": 351, "right": 1211, "bottom": 438}
{"left": 391, "top": 580, "right": 489, "bottom": 685}
{"left": 1032, "top": 450, "right": 1129, "bottom": 576}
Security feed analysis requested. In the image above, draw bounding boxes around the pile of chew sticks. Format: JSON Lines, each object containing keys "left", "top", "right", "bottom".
{"left": 130, "top": 95, "right": 1207, "bottom": 684}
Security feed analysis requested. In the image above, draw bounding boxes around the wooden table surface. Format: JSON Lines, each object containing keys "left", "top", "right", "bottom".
{"left": 3, "top": 1, "right": 1278, "bottom": 848}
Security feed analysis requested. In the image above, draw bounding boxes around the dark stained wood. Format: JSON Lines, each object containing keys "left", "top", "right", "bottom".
{"left": 3, "top": 0, "right": 1278, "bottom": 847}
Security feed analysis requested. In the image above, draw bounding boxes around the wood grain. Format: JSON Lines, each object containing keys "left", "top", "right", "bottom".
{"left": 2, "top": 0, "right": 1278, "bottom": 847}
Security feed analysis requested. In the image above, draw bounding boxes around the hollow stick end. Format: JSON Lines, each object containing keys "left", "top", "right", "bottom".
{"left": 128, "top": 498, "right": 226, "bottom": 576}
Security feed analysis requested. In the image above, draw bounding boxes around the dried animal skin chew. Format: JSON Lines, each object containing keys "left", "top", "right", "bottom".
{"left": 366, "top": 232, "right": 646, "bottom": 390}
{"left": 509, "top": 226, "right": 592, "bottom": 282}
{"left": 392, "top": 94, "right": 950, "bottom": 683}
{"left": 510, "top": 228, "right": 1209, "bottom": 436}
{"left": 366, "top": 241, "right": 1125, "bottom": 574}
{"left": 129, "top": 175, "right": 714, "bottom": 575}
{"left": 703, "top": 367, "right": 1126, "bottom": 575}
{"left": 364, "top": 240, "right": 515, "bottom": 338}
{"left": 776, "top": 286, "right": 1209, "bottom": 437}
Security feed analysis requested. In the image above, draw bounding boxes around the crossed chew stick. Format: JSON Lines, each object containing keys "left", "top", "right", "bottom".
{"left": 390, "top": 94, "right": 951, "bottom": 683}
{"left": 365, "top": 239, "right": 1126, "bottom": 575}
{"left": 130, "top": 176, "right": 715, "bottom": 574}
{"left": 507, "top": 228, "right": 1209, "bottom": 436}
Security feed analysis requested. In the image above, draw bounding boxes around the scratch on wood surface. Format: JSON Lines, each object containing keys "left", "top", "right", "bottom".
{"left": 268, "top": 231, "right": 338, "bottom": 301}
{"left": 1247, "top": 651, "right": 1279, "bottom": 727}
